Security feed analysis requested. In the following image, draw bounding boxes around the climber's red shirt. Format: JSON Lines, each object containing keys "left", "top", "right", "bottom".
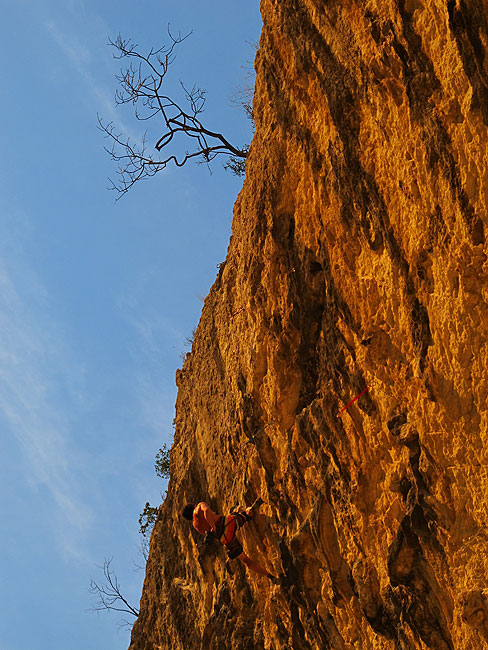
{"left": 192, "top": 502, "right": 221, "bottom": 534}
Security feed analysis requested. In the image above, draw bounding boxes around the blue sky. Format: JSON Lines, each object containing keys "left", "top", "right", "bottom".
{"left": 1, "top": 1, "right": 261, "bottom": 648}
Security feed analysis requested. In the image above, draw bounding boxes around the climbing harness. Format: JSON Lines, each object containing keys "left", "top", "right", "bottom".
{"left": 215, "top": 512, "right": 249, "bottom": 559}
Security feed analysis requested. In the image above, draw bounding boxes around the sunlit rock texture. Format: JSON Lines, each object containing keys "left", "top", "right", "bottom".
{"left": 129, "top": 1, "right": 488, "bottom": 648}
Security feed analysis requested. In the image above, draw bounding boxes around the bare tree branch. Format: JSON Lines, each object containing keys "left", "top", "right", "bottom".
{"left": 88, "top": 558, "right": 139, "bottom": 621}
{"left": 99, "top": 26, "right": 248, "bottom": 198}
{"left": 133, "top": 537, "right": 149, "bottom": 571}
{"left": 229, "top": 39, "right": 258, "bottom": 125}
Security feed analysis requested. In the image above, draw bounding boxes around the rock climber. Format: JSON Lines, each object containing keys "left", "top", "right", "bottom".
{"left": 181, "top": 498, "right": 278, "bottom": 582}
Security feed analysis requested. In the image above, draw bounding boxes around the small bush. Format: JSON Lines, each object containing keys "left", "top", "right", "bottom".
{"left": 223, "top": 155, "right": 247, "bottom": 176}
{"left": 139, "top": 502, "right": 159, "bottom": 537}
{"left": 155, "top": 444, "right": 170, "bottom": 479}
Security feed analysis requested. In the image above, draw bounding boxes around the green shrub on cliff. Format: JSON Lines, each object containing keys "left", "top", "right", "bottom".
{"left": 155, "top": 444, "right": 170, "bottom": 479}
{"left": 138, "top": 445, "right": 170, "bottom": 538}
{"left": 139, "top": 502, "right": 159, "bottom": 537}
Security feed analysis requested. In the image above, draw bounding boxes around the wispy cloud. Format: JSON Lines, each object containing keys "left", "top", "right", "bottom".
{"left": 0, "top": 208, "right": 92, "bottom": 560}
{"left": 44, "top": 12, "right": 140, "bottom": 141}
{"left": 45, "top": 20, "right": 93, "bottom": 74}
{"left": 116, "top": 290, "right": 179, "bottom": 494}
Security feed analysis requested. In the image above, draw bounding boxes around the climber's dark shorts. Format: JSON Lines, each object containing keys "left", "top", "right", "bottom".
{"left": 215, "top": 511, "right": 250, "bottom": 560}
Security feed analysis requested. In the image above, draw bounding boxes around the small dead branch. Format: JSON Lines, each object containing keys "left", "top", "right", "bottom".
{"left": 89, "top": 558, "right": 139, "bottom": 626}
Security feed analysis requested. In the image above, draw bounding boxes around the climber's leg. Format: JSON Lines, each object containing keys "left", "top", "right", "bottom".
{"left": 238, "top": 551, "right": 276, "bottom": 580}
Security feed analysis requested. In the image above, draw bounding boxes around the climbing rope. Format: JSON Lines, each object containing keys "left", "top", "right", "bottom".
{"left": 230, "top": 307, "right": 245, "bottom": 319}
{"left": 336, "top": 380, "right": 377, "bottom": 416}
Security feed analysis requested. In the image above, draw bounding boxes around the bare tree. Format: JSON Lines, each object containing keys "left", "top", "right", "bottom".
{"left": 89, "top": 558, "right": 139, "bottom": 629}
{"left": 99, "top": 27, "right": 248, "bottom": 198}
{"left": 228, "top": 39, "right": 258, "bottom": 126}
{"left": 134, "top": 537, "right": 149, "bottom": 570}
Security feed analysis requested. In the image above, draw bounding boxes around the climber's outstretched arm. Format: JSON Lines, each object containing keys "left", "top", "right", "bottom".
{"left": 238, "top": 551, "right": 275, "bottom": 580}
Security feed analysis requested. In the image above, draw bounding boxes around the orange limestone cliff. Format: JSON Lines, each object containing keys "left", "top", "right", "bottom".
{"left": 129, "top": 1, "right": 488, "bottom": 649}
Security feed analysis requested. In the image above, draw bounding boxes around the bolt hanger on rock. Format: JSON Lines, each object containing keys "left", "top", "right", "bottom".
{"left": 245, "top": 421, "right": 276, "bottom": 445}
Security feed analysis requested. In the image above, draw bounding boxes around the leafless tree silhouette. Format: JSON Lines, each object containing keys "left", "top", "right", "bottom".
{"left": 99, "top": 28, "right": 248, "bottom": 198}
{"left": 89, "top": 558, "right": 139, "bottom": 629}
{"left": 228, "top": 39, "right": 257, "bottom": 125}
{"left": 134, "top": 537, "right": 149, "bottom": 570}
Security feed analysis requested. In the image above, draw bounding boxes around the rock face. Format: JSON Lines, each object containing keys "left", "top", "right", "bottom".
{"left": 128, "top": 1, "right": 488, "bottom": 649}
